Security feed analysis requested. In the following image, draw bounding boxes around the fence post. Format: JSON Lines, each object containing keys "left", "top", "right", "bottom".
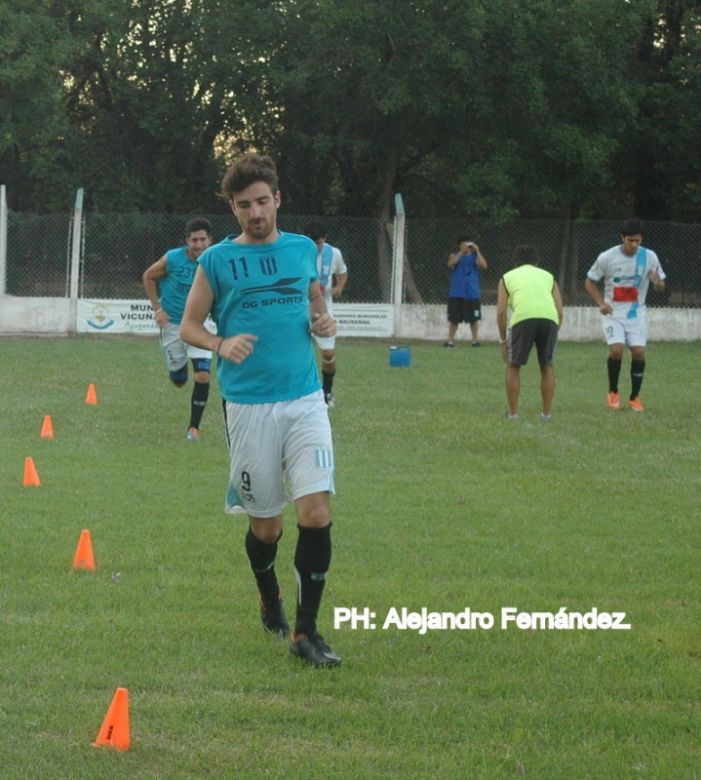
{"left": 68, "top": 188, "right": 84, "bottom": 332}
{"left": 391, "top": 193, "right": 406, "bottom": 337}
{"left": 0, "top": 185, "right": 7, "bottom": 296}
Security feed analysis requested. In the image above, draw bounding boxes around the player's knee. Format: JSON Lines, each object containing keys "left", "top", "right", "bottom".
{"left": 192, "top": 358, "right": 211, "bottom": 375}
{"left": 193, "top": 372, "right": 210, "bottom": 384}
{"left": 249, "top": 519, "right": 283, "bottom": 544}
{"left": 609, "top": 346, "right": 624, "bottom": 360}
{"left": 630, "top": 347, "right": 646, "bottom": 361}
{"left": 169, "top": 366, "right": 188, "bottom": 387}
{"left": 299, "top": 501, "right": 331, "bottom": 529}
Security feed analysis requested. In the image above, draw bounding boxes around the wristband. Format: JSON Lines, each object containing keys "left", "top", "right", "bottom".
{"left": 215, "top": 337, "right": 225, "bottom": 356}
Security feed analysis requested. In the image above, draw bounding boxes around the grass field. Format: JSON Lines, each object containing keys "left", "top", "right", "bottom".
{"left": 1, "top": 335, "right": 699, "bottom": 779}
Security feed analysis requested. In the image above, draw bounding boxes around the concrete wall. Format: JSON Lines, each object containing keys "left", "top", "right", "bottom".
{"left": 1, "top": 295, "right": 699, "bottom": 341}
{"left": 0, "top": 296, "right": 71, "bottom": 334}
{"left": 398, "top": 304, "right": 701, "bottom": 342}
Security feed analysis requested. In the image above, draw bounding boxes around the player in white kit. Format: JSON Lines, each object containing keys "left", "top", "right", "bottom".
{"left": 585, "top": 217, "right": 666, "bottom": 412}
{"left": 305, "top": 222, "right": 348, "bottom": 408}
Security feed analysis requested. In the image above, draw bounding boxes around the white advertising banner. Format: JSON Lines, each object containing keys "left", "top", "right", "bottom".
{"left": 333, "top": 304, "right": 394, "bottom": 337}
{"left": 77, "top": 300, "right": 158, "bottom": 334}
{"left": 77, "top": 299, "right": 396, "bottom": 338}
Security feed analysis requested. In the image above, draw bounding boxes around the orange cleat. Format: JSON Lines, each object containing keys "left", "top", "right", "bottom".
{"left": 607, "top": 391, "right": 621, "bottom": 410}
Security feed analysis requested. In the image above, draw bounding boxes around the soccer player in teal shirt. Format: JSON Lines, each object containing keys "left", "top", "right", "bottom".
{"left": 181, "top": 154, "right": 341, "bottom": 667}
{"left": 143, "top": 218, "right": 214, "bottom": 439}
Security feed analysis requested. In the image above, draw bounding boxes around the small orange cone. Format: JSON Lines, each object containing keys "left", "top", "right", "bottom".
{"left": 85, "top": 384, "right": 98, "bottom": 405}
{"left": 23, "top": 456, "right": 41, "bottom": 487}
{"left": 40, "top": 415, "right": 55, "bottom": 439}
{"left": 93, "top": 687, "right": 130, "bottom": 751}
{"left": 73, "top": 529, "right": 96, "bottom": 571}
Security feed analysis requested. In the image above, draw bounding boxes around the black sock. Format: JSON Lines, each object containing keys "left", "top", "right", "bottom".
{"left": 245, "top": 528, "right": 281, "bottom": 606}
{"left": 322, "top": 370, "right": 335, "bottom": 396}
{"left": 630, "top": 359, "right": 645, "bottom": 399}
{"left": 189, "top": 381, "right": 209, "bottom": 429}
{"left": 294, "top": 524, "right": 332, "bottom": 638}
{"left": 607, "top": 357, "right": 622, "bottom": 393}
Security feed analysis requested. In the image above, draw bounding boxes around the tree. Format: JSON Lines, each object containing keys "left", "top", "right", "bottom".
{"left": 57, "top": 0, "right": 271, "bottom": 212}
{"left": 628, "top": 0, "right": 701, "bottom": 220}
{"left": 0, "top": 0, "right": 73, "bottom": 210}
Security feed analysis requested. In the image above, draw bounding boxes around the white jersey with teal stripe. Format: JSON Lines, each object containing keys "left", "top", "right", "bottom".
{"left": 317, "top": 243, "right": 346, "bottom": 310}
{"left": 587, "top": 244, "right": 665, "bottom": 320}
{"left": 198, "top": 231, "right": 321, "bottom": 404}
{"left": 158, "top": 247, "right": 198, "bottom": 324}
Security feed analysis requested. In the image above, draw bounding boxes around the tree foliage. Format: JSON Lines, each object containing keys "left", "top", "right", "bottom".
{"left": 0, "top": 0, "right": 699, "bottom": 220}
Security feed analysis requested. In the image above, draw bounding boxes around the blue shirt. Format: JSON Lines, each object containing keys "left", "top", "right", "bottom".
{"left": 198, "top": 231, "right": 321, "bottom": 404}
{"left": 158, "top": 247, "right": 198, "bottom": 324}
{"left": 449, "top": 253, "right": 481, "bottom": 299}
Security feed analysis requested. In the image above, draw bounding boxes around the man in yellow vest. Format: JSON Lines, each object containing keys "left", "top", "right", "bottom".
{"left": 496, "top": 245, "right": 564, "bottom": 421}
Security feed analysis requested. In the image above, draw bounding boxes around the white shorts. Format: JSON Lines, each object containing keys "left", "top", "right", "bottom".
{"left": 602, "top": 314, "right": 647, "bottom": 348}
{"left": 224, "top": 390, "right": 335, "bottom": 518}
{"left": 160, "top": 321, "right": 214, "bottom": 371}
{"left": 313, "top": 333, "right": 336, "bottom": 351}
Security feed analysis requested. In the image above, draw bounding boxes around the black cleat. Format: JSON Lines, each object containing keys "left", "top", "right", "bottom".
{"left": 290, "top": 632, "right": 342, "bottom": 667}
{"left": 259, "top": 594, "right": 290, "bottom": 638}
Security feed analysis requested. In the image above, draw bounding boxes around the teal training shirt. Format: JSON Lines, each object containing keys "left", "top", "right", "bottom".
{"left": 158, "top": 247, "right": 197, "bottom": 325}
{"left": 198, "top": 231, "right": 321, "bottom": 404}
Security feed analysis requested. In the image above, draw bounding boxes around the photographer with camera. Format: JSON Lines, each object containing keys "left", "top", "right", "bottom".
{"left": 444, "top": 236, "right": 488, "bottom": 347}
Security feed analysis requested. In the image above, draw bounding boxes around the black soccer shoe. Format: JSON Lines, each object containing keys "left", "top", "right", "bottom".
{"left": 290, "top": 632, "right": 342, "bottom": 667}
{"left": 259, "top": 594, "right": 290, "bottom": 638}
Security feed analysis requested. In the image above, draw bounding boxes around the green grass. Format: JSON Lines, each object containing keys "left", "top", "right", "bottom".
{"left": 0, "top": 335, "right": 699, "bottom": 779}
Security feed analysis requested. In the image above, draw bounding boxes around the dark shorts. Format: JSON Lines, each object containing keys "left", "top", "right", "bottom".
{"left": 447, "top": 298, "right": 481, "bottom": 324}
{"left": 508, "top": 319, "right": 559, "bottom": 367}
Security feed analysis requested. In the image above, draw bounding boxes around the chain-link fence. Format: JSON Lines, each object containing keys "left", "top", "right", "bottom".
{"left": 5, "top": 211, "right": 73, "bottom": 297}
{"left": 3, "top": 209, "right": 700, "bottom": 307}
{"left": 406, "top": 218, "right": 701, "bottom": 307}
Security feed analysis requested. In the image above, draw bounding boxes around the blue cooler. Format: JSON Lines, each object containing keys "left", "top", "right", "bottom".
{"left": 389, "top": 345, "right": 411, "bottom": 367}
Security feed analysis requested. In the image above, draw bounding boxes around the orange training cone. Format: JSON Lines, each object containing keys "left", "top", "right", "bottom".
{"left": 85, "top": 384, "right": 98, "bottom": 405}
{"left": 23, "top": 456, "right": 41, "bottom": 487}
{"left": 40, "top": 415, "right": 55, "bottom": 439}
{"left": 93, "top": 687, "right": 130, "bottom": 751}
{"left": 73, "top": 529, "right": 96, "bottom": 571}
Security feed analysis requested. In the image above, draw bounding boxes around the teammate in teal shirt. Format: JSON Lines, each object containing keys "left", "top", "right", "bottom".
{"left": 157, "top": 246, "right": 198, "bottom": 324}
{"left": 181, "top": 154, "right": 341, "bottom": 668}
{"left": 142, "top": 218, "right": 214, "bottom": 440}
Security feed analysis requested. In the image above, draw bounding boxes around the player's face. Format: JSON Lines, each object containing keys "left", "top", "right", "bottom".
{"left": 229, "top": 182, "right": 281, "bottom": 243}
{"left": 186, "top": 230, "right": 212, "bottom": 259}
{"left": 621, "top": 233, "right": 642, "bottom": 256}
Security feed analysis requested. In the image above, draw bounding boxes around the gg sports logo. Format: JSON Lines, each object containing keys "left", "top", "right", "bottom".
{"left": 230, "top": 254, "right": 305, "bottom": 308}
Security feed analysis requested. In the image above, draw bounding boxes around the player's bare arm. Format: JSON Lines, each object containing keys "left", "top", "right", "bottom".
{"left": 309, "top": 280, "right": 336, "bottom": 337}
{"left": 331, "top": 272, "right": 348, "bottom": 298}
{"left": 584, "top": 277, "right": 613, "bottom": 315}
{"left": 496, "top": 278, "right": 509, "bottom": 360}
{"left": 181, "top": 267, "right": 258, "bottom": 363}
{"left": 218, "top": 334, "right": 258, "bottom": 364}
{"left": 552, "top": 282, "right": 564, "bottom": 325}
{"left": 142, "top": 256, "right": 170, "bottom": 327}
{"left": 447, "top": 252, "right": 460, "bottom": 268}
{"left": 651, "top": 270, "right": 665, "bottom": 292}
